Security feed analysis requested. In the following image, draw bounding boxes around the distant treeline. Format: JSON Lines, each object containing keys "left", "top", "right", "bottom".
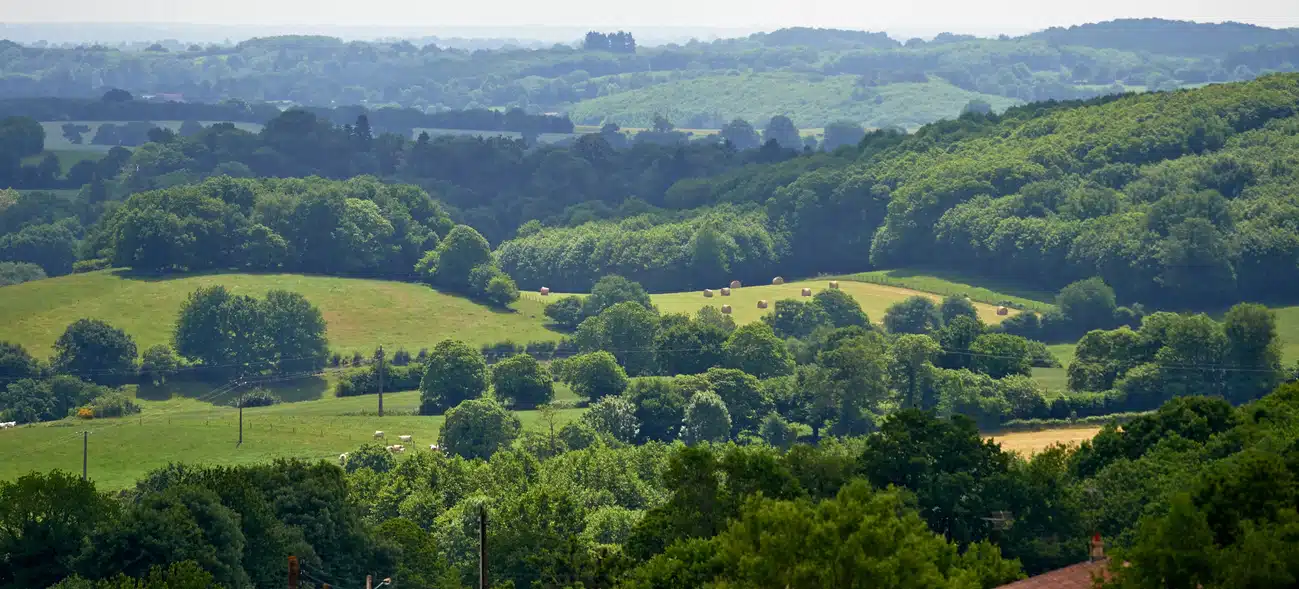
{"left": 0, "top": 95, "right": 575, "bottom": 135}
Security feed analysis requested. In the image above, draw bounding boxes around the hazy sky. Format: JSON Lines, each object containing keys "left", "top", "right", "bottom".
{"left": 3, "top": 0, "right": 1298, "bottom": 34}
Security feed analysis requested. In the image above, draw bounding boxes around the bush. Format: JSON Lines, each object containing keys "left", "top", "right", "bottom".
{"left": 392, "top": 348, "right": 412, "bottom": 366}
{"left": 481, "top": 341, "right": 523, "bottom": 363}
{"left": 335, "top": 364, "right": 425, "bottom": 397}
{"left": 680, "top": 391, "right": 731, "bottom": 445}
{"left": 544, "top": 297, "right": 585, "bottom": 329}
{"left": 525, "top": 340, "right": 558, "bottom": 359}
{"left": 0, "top": 261, "right": 45, "bottom": 286}
{"left": 85, "top": 391, "right": 142, "bottom": 418}
{"left": 71, "top": 258, "right": 111, "bottom": 274}
{"left": 344, "top": 442, "right": 397, "bottom": 473}
{"left": 231, "top": 388, "right": 278, "bottom": 408}
{"left": 484, "top": 274, "right": 520, "bottom": 307}
{"left": 139, "top": 344, "right": 180, "bottom": 386}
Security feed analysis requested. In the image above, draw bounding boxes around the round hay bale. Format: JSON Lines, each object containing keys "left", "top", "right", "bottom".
{"left": 772, "top": 276, "right": 785, "bottom": 285}
{"left": 828, "top": 281, "right": 840, "bottom": 290}
{"left": 996, "top": 306, "right": 1009, "bottom": 316}
{"left": 703, "top": 289, "right": 714, "bottom": 298}
{"left": 720, "top": 287, "right": 732, "bottom": 296}
{"left": 539, "top": 287, "right": 550, "bottom": 296}
{"left": 730, "top": 280, "right": 742, "bottom": 289}
{"left": 801, "top": 288, "right": 812, "bottom": 297}
{"left": 721, "top": 305, "right": 733, "bottom": 315}
{"left": 757, "top": 300, "right": 769, "bottom": 309}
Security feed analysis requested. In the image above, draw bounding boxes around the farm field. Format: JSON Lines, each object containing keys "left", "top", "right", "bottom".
{"left": 0, "top": 270, "right": 562, "bottom": 359}
{"left": 0, "top": 386, "right": 584, "bottom": 490}
{"left": 37, "top": 120, "right": 265, "bottom": 151}
{"left": 838, "top": 269, "right": 1056, "bottom": 311}
{"left": 985, "top": 425, "right": 1103, "bottom": 456}
{"left": 567, "top": 73, "right": 1020, "bottom": 130}
{"left": 647, "top": 279, "right": 1021, "bottom": 327}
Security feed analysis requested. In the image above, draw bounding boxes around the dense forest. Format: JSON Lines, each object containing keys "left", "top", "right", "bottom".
{"left": 2, "top": 19, "right": 1298, "bottom": 128}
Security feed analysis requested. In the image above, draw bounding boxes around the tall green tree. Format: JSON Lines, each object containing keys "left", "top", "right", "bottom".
{"left": 491, "top": 353, "right": 553, "bottom": 409}
{"left": 723, "top": 323, "right": 795, "bottom": 379}
{"left": 53, "top": 319, "right": 137, "bottom": 385}
{"left": 884, "top": 296, "right": 942, "bottom": 334}
{"left": 437, "top": 398, "right": 521, "bottom": 460}
{"left": 419, "top": 340, "right": 488, "bottom": 414}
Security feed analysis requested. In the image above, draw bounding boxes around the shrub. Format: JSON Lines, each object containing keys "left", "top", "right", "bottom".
{"left": 417, "top": 348, "right": 430, "bottom": 363}
{"left": 484, "top": 273, "right": 520, "bottom": 307}
{"left": 85, "top": 391, "right": 142, "bottom": 418}
{"left": 231, "top": 388, "right": 279, "bottom": 408}
{"left": 77, "top": 407, "right": 94, "bottom": 419}
{"left": 544, "top": 297, "right": 585, "bottom": 329}
{"left": 392, "top": 348, "right": 412, "bottom": 366}
{"left": 525, "top": 340, "right": 558, "bottom": 359}
{"left": 139, "top": 344, "right": 180, "bottom": 386}
{"left": 71, "top": 258, "right": 111, "bottom": 274}
{"left": 0, "top": 261, "right": 45, "bottom": 286}
{"left": 481, "top": 341, "right": 524, "bottom": 363}
{"left": 344, "top": 442, "right": 396, "bottom": 474}
{"left": 329, "top": 352, "right": 343, "bottom": 368}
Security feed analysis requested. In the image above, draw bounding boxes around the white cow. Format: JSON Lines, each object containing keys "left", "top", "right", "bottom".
{"left": 338, "top": 453, "right": 349, "bottom": 465}
{"left": 374, "top": 430, "right": 385, "bottom": 439}
{"left": 398, "top": 435, "right": 412, "bottom": 443}
{"left": 0, "top": 421, "right": 16, "bottom": 429}
{"left": 429, "top": 444, "right": 440, "bottom": 451}
{"left": 386, "top": 444, "right": 405, "bottom": 453}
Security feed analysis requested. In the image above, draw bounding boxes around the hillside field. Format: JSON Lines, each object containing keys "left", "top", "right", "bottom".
{"left": 0, "top": 386, "right": 584, "bottom": 490}
{"left": 567, "top": 74, "right": 1020, "bottom": 130}
{"left": 645, "top": 279, "right": 1020, "bottom": 327}
{"left": 37, "top": 120, "right": 265, "bottom": 151}
{"left": 0, "top": 270, "right": 563, "bottom": 359}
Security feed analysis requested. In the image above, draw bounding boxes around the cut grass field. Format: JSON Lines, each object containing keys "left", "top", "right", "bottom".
{"left": 0, "top": 270, "right": 562, "bottom": 359}
{"left": 837, "top": 269, "right": 1056, "bottom": 312}
{"left": 0, "top": 385, "right": 584, "bottom": 490}
{"left": 985, "top": 426, "right": 1103, "bottom": 456}
{"left": 646, "top": 279, "right": 1021, "bottom": 327}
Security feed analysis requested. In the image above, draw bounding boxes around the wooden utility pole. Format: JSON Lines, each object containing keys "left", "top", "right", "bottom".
{"left": 287, "top": 556, "right": 299, "bottom": 589}
{"left": 479, "top": 503, "right": 489, "bottom": 589}
{"left": 236, "top": 378, "right": 245, "bottom": 447}
{"left": 81, "top": 431, "right": 88, "bottom": 480}
{"left": 376, "top": 346, "right": 385, "bottom": 417}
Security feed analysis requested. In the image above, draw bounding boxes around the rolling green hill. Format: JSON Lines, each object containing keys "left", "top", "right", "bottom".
{"left": 0, "top": 270, "right": 562, "bottom": 359}
{"left": 567, "top": 73, "right": 1021, "bottom": 129}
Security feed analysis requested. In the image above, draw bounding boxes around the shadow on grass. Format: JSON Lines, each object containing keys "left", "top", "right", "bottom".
{"left": 873, "top": 267, "right": 1057, "bottom": 304}
{"left": 136, "top": 376, "right": 330, "bottom": 405}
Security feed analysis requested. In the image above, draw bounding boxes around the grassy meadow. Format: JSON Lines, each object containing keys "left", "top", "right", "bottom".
{"left": 567, "top": 73, "right": 1020, "bottom": 130}
{"left": 22, "top": 149, "right": 105, "bottom": 174}
{"left": 37, "top": 120, "right": 265, "bottom": 152}
{"left": 0, "top": 384, "right": 584, "bottom": 490}
{"left": 0, "top": 270, "right": 562, "bottom": 359}
{"left": 645, "top": 279, "right": 1020, "bottom": 327}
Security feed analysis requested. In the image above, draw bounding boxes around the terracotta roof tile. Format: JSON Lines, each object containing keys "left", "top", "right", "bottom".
{"left": 996, "top": 559, "right": 1111, "bottom": 589}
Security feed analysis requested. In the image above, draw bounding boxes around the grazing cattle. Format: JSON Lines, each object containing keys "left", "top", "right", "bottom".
{"left": 374, "top": 431, "right": 385, "bottom": 439}
{"left": 387, "top": 444, "right": 405, "bottom": 453}
{"left": 338, "top": 453, "right": 349, "bottom": 465}
{"left": 429, "top": 444, "right": 441, "bottom": 451}
{"left": 399, "top": 435, "right": 412, "bottom": 443}
{"left": 0, "top": 421, "right": 16, "bottom": 429}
